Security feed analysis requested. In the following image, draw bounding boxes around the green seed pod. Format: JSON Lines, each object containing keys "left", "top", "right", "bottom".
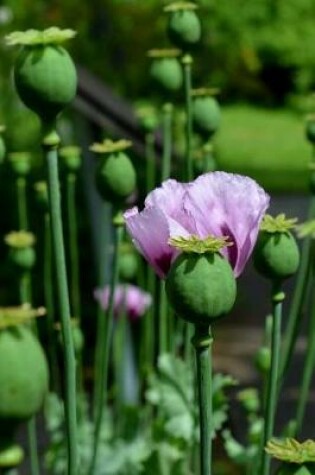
{"left": 148, "top": 50, "right": 183, "bottom": 94}
{"left": 166, "top": 237, "right": 236, "bottom": 325}
{"left": 57, "top": 321, "right": 84, "bottom": 356}
{"left": 0, "top": 325, "right": 49, "bottom": 433}
{"left": 255, "top": 346, "right": 271, "bottom": 374}
{"left": 5, "top": 231, "right": 36, "bottom": 271}
{"left": 8, "top": 152, "right": 32, "bottom": 176}
{"left": 165, "top": 3, "right": 201, "bottom": 50}
{"left": 237, "top": 388, "right": 260, "bottom": 414}
{"left": 192, "top": 90, "right": 221, "bottom": 139}
{"left": 253, "top": 214, "right": 300, "bottom": 281}
{"left": 135, "top": 104, "right": 159, "bottom": 134}
{"left": 91, "top": 140, "right": 136, "bottom": 205}
{"left": 119, "top": 245, "right": 138, "bottom": 281}
{"left": 6, "top": 28, "right": 77, "bottom": 122}
{"left": 60, "top": 145, "right": 82, "bottom": 172}
{"left": 254, "top": 232, "right": 299, "bottom": 281}
{"left": 277, "top": 463, "right": 315, "bottom": 474}
{"left": 305, "top": 115, "right": 315, "bottom": 144}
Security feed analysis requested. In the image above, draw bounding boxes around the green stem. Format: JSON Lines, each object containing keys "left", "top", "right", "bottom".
{"left": 161, "top": 103, "right": 173, "bottom": 181}
{"left": 66, "top": 173, "right": 81, "bottom": 322}
{"left": 158, "top": 280, "right": 168, "bottom": 354}
{"left": 279, "top": 197, "right": 315, "bottom": 388}
{"left": 183, "top": 54, "right": 193, "bottom": 181}
{"left": 142, "top": 267, "right": 155, "bottom": 372}
{"left": 260, "top": 285, "right": 284, "bottom": 475}
{"left": 93, "top": 204, "right": 109, "bottom": 418}
{"left": 203, "top": 143, "right": 216, "bottom": 173}
{"left": 145, "top": 131, "right": 156, "bottom": 193}
{"left": 17, "top": 177, "right": 28, "bottom": 230}
{"left": 19, "top": 271, "right": 39, "bottom": 475}
{"left": 43, "top": 129, "right": 78, "bottom": 475}
{"left": 192, "top": 324, "right": 212, "bottom": 475}
{"left": 295, "top": 268, "right": 315, "bottom": 435}
{"left": 89, "top": 218, "right": 124, "bottom": 475}
{"left": 44, "top": 213, "right": 59, "bottom": 392}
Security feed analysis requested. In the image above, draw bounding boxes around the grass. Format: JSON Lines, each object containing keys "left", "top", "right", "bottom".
{"left": 216, "top": 104, "right": 311, "bottom": 192}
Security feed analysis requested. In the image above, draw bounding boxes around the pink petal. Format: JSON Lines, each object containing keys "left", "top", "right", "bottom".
{"left": 124, "top": 206, "right": 178, "bottom": 278}
{"left": 184, "top": 172, "right": 270, "bottom": 276}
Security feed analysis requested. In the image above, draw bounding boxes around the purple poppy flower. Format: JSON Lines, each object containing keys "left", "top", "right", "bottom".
{"left": 124, "top": 179, "right": 196, "bottom": 278}
{"left": 94, "top": 284, "right": 152, "bottom": 321}
{"left": 183, "top": 172, "right": 270, "bottom": 276}
{"left": 124, "top": 172, "right": 269, "bottom": 278}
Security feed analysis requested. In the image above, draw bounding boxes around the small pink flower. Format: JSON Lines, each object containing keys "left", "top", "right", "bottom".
{"left": 124, "top": 172, "right": 270, "bottom": 278}
{"left": 94, "top": 284, "right": 152, "bottom": 321}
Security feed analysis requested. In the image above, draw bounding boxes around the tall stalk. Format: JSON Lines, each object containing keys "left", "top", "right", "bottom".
{"left": 43, "top": 127, "right": 78, "bottom": 475}
{"left": 66, "top": 172, "right": 81, "bottom": 321}
{"left": 89, "top": 214, "right": 124, "bottom": 475}
{"left": 17, "top": 177, "right": 28, "bottom": 230}
{"left": 182, "top": 54, "right": 193, "bottom": 182}
{"left": 192, "top": 325, "right": 213, "bottom": 475}
{"left": 161, "top": 103, "right": 173, "bottom": 181}
{"left": 260, "top": 285, "right": 284, "bottom": 475}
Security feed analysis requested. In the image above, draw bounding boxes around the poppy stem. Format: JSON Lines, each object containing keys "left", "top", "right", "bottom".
{"left": 16, "top": 177, "right": 28, "bottom": 230}
{"left": 66, "top": 172, "right": 81, "bottom": 323}
{"left": 260, "top": 284, "right": 284, "bottom": 475}
{"left": 145, "top": 131, "right": 156, "bottom": 193}
{"left": 43, "top": 125, "right": 78, "bottom": 475}
{"left": 295, "top": 267, "right": 315, "bottom": 435}
{"left": 89, "top": 213, "right": 124, "bottom": 475}
{"left": 183, "top": 54, "right": 193, "bottom": 181}
{"left": 161, "top": 103, "right": 173, "bottom": 181}
{"left": 278, "top": 197, "right": 315, "bottom": 389}
{"left": 192, "top": 324, "right": 213, "bottom": 475}
{"left": 44, "top": 212, "right": 59, "bottom": 392}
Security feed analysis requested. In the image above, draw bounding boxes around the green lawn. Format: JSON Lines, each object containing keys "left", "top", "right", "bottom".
{"left": 216, "top": 105, "right": 311, "bottom": 192}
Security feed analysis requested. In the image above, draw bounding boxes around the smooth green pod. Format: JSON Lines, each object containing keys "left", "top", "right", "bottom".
{"left": 0, "top": 325, "right": 49, "bottom": 434}
{"left": 253, "top": 231, "right": 300, "bottom": 281}
{"left": 166, "top": 252, "right": 236, "bottom": 325}
{"left": 192, "top": 96, "right": 221, "bottom": 138}
{"left": 9, "top": 247, "right": 36, "bottom": 271}
{"left": 168, "top": 9, "right": 201, "bottom": 49}
{"left": 150, "top": 57, "right": 183, "bottom": 93}
{"left": 14, "top": 45, "right": 77, "bottom": 121}
{"left": 95, "top": 152, "right": 136, "bottom": 205}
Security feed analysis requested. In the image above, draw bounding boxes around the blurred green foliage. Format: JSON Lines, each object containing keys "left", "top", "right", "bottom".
{"left": 1, "top": 0, "right": 315, "bottom": 105}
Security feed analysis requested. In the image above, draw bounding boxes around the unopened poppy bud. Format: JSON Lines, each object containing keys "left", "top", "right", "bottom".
{"left": 166, "top": 235, "right": 236, "bottom": 324}
{"left": 60, "top": 145, "right": 81, "bottom": 172}
{"left": 5, "top": 231, "right": 36, "bottom": 271}
{"left": 192, "top": 88, "right": 221, "bottom": 139}
{"left": 8, "top": 152, "right": 32, "bottom": 176}
{"left": 91, "top": 139, "right": 136, "bottom": 205}
{"left": 165, "top": 2, "right": 201, "bottom": 50}
{"left": 254, "top": 214, "right": 300, "bottom": 281}
{"left": 255, "top": 346, "right": 271, "bottom": 373}
{"left": 0, "top": 321, "right": 48, "bottom": 431}
{"left": 118, "top": 243, "right": 138, "bottom": 281}
{"left": 7, "top": 28, "right": 77, "bottom": 122}
{"left": 148, "top": 49, "right": 183, "bottom": 94}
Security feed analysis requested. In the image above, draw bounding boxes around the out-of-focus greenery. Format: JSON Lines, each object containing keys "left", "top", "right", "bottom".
{"left": 1, "top": 0, "right": 315, "bottom": 104}
{"left": 216, "top": 105, "right": 310, "bottom": 192}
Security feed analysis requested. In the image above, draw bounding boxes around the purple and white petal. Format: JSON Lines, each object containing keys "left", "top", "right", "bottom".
{"left": 184, "top": 172, "right": 270, "bottom": 276}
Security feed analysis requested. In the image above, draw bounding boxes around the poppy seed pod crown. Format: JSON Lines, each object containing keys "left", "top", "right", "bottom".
{"left": 253, "top": 214, "right": 300, "bottom": 281}
{"left": 7, "top": 28, "right": 77, "bottom": 122}
{"left": 165, "top": 235, "right": 237, "bottom": 325}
